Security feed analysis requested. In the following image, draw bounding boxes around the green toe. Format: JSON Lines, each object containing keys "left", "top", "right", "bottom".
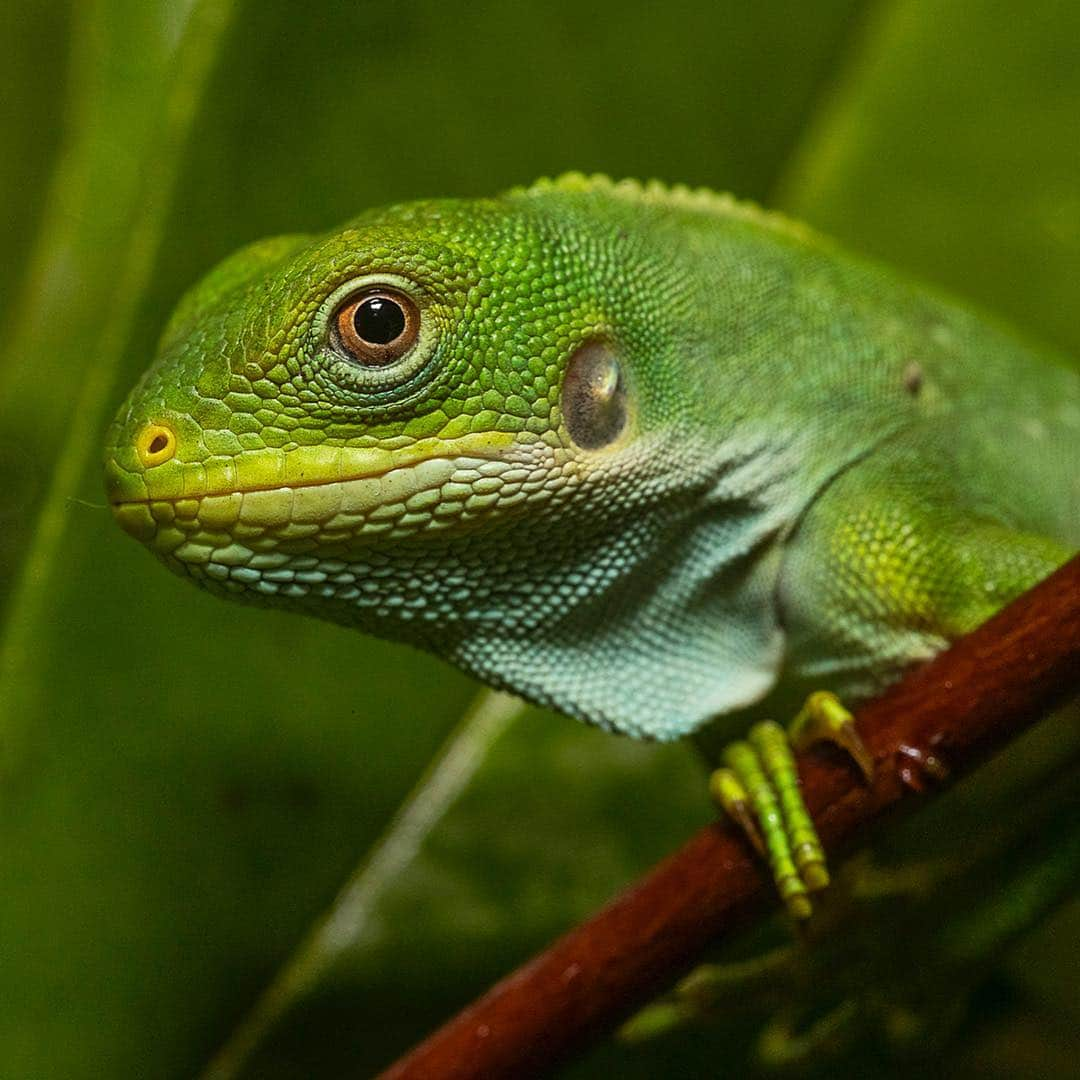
{"left": 710, "top": 706, "right": 846, "bottom": 918}
{"left": 716, "top": 734, "right": 812, "bottom": 919}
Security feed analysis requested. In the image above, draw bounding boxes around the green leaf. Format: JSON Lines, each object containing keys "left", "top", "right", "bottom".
{"left": 781, "top": 0, "right": 1080, "bottom": 360}
{"left": 0, "top": 1, "right": 71, "bottom": 338}
{"left": 1, "top": 1, "right": 1077, "bottom": 1078}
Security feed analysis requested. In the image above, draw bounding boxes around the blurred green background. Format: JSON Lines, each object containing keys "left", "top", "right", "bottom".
{"left": 1, "top": 1, "right": 1077, "bottom": 1077}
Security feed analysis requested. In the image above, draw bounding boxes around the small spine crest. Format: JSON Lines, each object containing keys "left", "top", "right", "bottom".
{"left": 509, "top": 172, "right": 813, "bottom": 240}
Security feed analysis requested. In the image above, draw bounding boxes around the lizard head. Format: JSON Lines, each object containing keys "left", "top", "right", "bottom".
{"left": 104, "top": 182, "right": 699, "bottom": 647}
{"left": 104, "top": 177, "right": 805, "bottom": 736}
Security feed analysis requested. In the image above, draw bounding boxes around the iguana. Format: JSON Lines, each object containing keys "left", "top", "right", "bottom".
{"left": 103, "top": 174, "right": 1080, "bottom": 916}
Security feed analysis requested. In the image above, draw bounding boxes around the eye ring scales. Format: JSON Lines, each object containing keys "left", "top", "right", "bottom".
{"left": 335, "top": 287, "right": 419, "bottom": 366}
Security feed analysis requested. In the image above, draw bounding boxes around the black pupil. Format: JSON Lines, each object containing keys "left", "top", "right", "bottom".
{"left": 354, "top": 296, "right": 406, "bottom": 345}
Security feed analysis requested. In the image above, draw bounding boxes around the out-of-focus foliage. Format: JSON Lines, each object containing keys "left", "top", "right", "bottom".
{"left": 0, "top": 1, "right": 1075, "bottom": 1078}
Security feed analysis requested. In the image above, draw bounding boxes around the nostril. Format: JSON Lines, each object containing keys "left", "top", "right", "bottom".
{"left": 136, "top": 423, "right": 177, "bottom": 467}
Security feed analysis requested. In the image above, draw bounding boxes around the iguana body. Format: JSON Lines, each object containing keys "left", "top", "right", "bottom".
{"left": 105, "top": 175, "right": 1080, "bottom": 907}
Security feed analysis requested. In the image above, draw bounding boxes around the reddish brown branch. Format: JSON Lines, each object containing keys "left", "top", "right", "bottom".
{"left": 380, "top": 555, "right": 1080, "bottom": 1080}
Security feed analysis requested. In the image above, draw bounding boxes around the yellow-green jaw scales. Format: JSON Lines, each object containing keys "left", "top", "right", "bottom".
{"left": 108, "top": 432, "right": 521, "bottom": 576}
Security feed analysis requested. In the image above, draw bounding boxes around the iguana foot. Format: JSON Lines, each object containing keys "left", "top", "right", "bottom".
{"left": 710, "top": 692, "right": 872, "bottom": 919}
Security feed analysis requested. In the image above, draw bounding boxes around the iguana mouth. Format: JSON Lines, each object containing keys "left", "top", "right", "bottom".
{"left": 105, "top": 434, "right": 557, "bottom": 560}
{"left": 106, "top": 453, "right": 499, "bottom": 507}
{"left": 104, "top": 430, "right": 519, "bottom": 509}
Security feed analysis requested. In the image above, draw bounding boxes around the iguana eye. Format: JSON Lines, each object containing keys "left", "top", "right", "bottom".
{"left": 335, "top": 288, "right": 419, "bottom": 365}
{"left": 315, "top": 275, "right": 437, "bottom": 402}
{"left": 562, "top": 342, "right": 628, "bottom": 450}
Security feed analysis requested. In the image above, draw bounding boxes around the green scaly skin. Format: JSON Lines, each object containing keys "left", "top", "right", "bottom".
{"left": 104, "top": 174, "right": 1080, "bottom": 915}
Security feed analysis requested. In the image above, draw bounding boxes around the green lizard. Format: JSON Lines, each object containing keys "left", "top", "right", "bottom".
{"left": 103, "top": 173, "right": 1080, "bottom": 917}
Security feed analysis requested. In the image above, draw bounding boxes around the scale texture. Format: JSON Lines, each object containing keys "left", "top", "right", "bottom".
{"left": 104, "top": 175, "right": 1080, "bottom": 741}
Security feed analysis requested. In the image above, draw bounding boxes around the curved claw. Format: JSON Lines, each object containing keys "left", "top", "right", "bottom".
{"left": 791, "top": 690, "right": 874, "bottom": 782}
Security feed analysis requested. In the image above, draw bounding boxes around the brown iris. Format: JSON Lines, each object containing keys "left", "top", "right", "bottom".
{"left": 335, "top": 288, "right": 419, "bottom": 365}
